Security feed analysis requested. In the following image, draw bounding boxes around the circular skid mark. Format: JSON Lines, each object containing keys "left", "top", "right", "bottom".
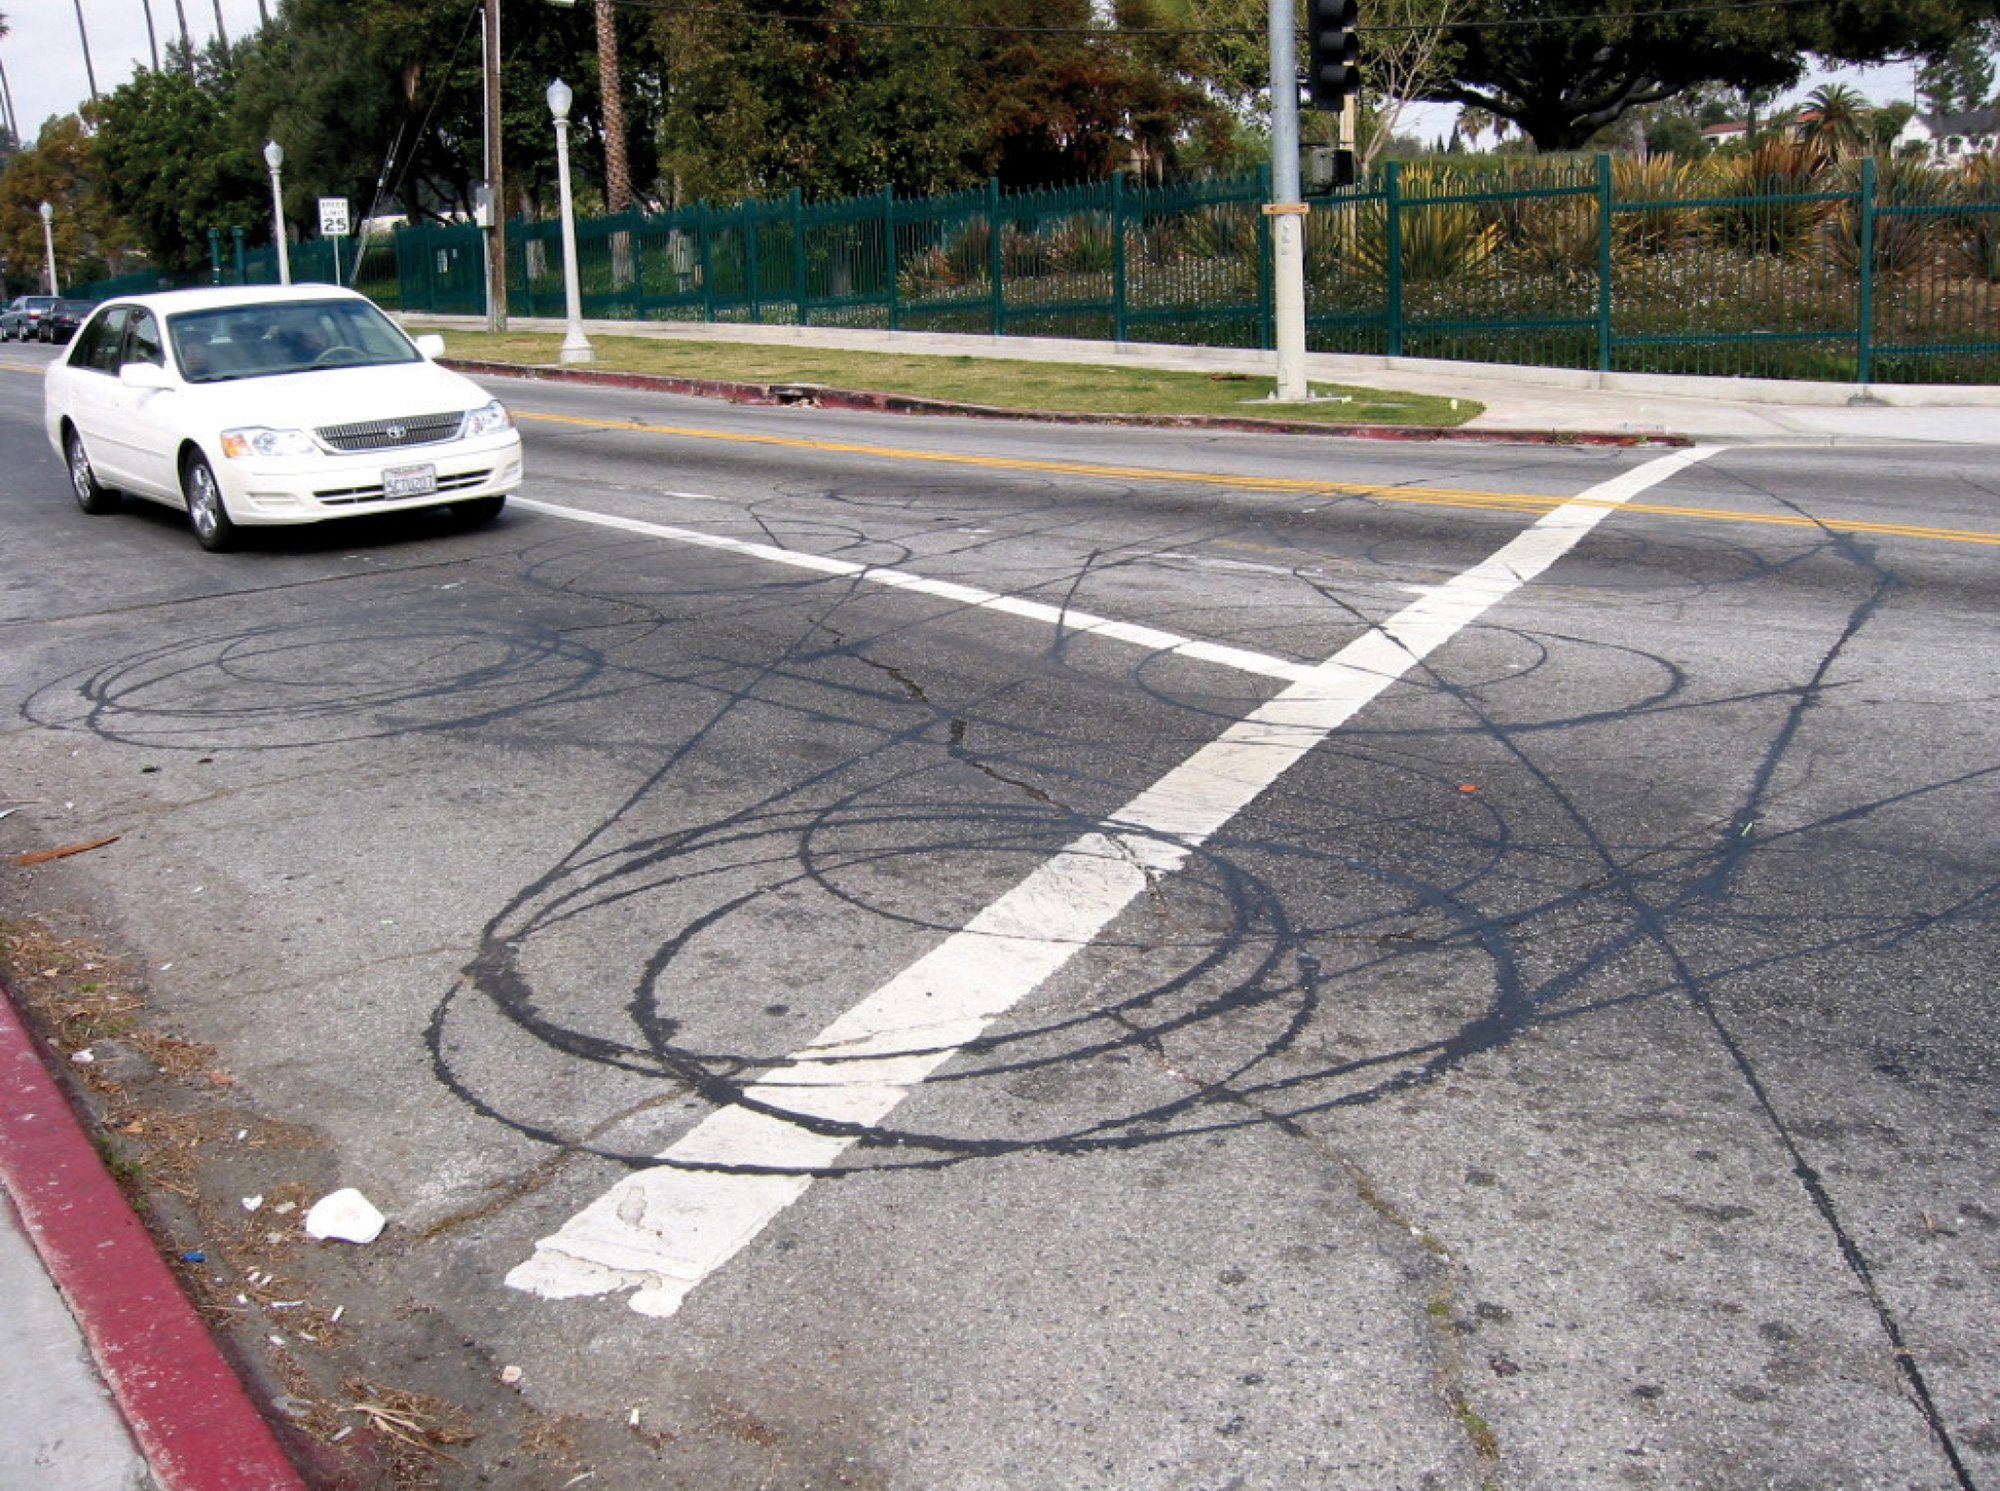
{"left": 25, "top": 620, "right": 606, "bottom": 748}
{"left": 428, "top": 770, "right": 1523, "bottom": 1171}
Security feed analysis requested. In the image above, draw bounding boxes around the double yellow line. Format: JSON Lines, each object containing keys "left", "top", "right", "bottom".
{"left": 518, "top": 410, "right": 2000, "bottom": 549}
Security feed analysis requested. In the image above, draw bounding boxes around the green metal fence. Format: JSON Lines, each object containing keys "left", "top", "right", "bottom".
{"left": 77, "top": 154, "right": 2000, "bottom": 385}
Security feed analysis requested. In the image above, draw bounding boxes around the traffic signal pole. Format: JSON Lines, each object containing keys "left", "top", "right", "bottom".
{"left": 1267, "top": 0, "right": 1310, "bottom": 401}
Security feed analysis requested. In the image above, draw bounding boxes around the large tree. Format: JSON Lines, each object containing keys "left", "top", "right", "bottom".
{"left": 1422, "top": 0, "right": 1999, "bottom": 151}
{"left": 651, "top": 0, "right": 1237, "bottom": 202}
{"left": 653, "top": 0, "right": 983, "bottom": 203}
{"left": 0, "top": 113, "right": 129, "bottom": 291}
{"left": 1917, "top": 26, "right": 1998, "bottom": 115}
{"left": 89, "top": 42, "right": 264, "bottom": 272}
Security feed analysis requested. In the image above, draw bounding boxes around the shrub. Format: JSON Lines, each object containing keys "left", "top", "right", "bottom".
{"left": 1953, "top": 154, "right": 2000, "bottom": 281}
{"left": 1610, "top": 156, "right": 1704, "bottom": 258}
{"left": 1332, "top": 196, "right": 1499, "bottom": 283}
{"left": 1831, "top": 154, "right": 1949, "bottom": 276}
{"left": 1708, "top": 139, "right": 1833, "bottom": 258}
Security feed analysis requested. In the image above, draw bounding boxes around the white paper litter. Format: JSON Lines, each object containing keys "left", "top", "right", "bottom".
{"left": 303, "top": 1187, "right": 386, "bottom": 1244}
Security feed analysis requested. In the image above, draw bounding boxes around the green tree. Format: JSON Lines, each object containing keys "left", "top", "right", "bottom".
{"left": 1868, "top": 99, "right": 1919, "bottom": 152}
{"left": 1917, "top": 28, "right": 1998, "bottom": 114}
{"left": 1, "top": 115, "right": 128, "bottom": 291}
{"left": 1799, "top": 82, "right": 1871, "bottom": 158}
{"left": 655, "top": 0, "right": 984, "bottom": 203}
{"left": 1424, "top": 0, "right": 1998, "bottom": 151}
{"left": 88, "top": 44, "right": 264, "bottom": 273}
{"left": 962, "top": 0, "right": 1227, "bottom": 187}
{"left": 651, "top": 0, "right": 1235, "bottom": 202}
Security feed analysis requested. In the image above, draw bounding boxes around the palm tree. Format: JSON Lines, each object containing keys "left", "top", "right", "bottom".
{"left": 171, "top": 0, "right": 194, "bottom": 78}
{"left": 1799, "top": 83, "right": 1870, "bottom": 158}
{"left": 594, "top": 0, "right": 630, "bottom": 210}
{"left": 72, "top": 0, "right": 100, "bottom": 100}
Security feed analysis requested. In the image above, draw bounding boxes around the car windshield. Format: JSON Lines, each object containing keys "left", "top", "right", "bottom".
{"left": 167, "top": 298, "right": 422, "bottom": 384}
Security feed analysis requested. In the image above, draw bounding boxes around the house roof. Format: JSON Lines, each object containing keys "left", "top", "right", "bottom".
{"left": 1915, "top": 108, "right": 2000, "bottom": 136}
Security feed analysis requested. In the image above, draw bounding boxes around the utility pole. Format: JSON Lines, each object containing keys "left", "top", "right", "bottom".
{"left": 1266, "top": 0, "right": 1309, "bottom": 400}
{"left": 483, "top": 0, "right": 508, "bottom": 331}
{"left": 209, "top": 0, "right": 227, "bottom": 49}
{"left": 139, "top": 0, "right": 160, "bottom": 70}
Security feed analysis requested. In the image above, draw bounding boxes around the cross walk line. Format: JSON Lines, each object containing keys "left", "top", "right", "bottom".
{"left": 506, "top": 446, "right": 1723, "bottom": 1317}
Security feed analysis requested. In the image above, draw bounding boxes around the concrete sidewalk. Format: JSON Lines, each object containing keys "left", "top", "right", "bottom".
{"left": 0, "top": 978, "right": 308, "bottom": 1491}
{"left": 424, "top": 313, "right": 2000, "bottom": 448}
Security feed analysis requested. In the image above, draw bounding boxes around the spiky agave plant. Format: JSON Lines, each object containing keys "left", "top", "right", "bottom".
{"left": 1707, "top": 138, "right": 1834, "bottom": 259}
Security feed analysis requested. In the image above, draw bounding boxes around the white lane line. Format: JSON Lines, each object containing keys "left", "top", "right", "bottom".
{"left": 514, "top": 495, "right": 1313, "bottom": 682}
{"left": 506, "top": 447, "right": 1722, "bottom": 1317}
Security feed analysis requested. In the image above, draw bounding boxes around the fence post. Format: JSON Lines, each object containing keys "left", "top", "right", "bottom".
{"left": 1256, "top": 163, "right": 1274, "bottom": 351}
{"left": 989, "top": 176, "right": 1005, "bottom": 337}
{"left": 1385, "top": 161, "right": 1403, "bottom": 359}
{"left": 1857, "top": 154, "right": 1876, "bottom": 386}
{"left": 631, "top": 211, "right": 649, "bottom": 320}
{"left": 698, "top": 201, "right": 715, "bottom": 323}
{"left": 528, "top": 222, "right": 544, "bottom": 319}
{"left": 792, "top": 187, "right": 810, "bottom": 326}
{"left": 1112, "top": 171, "right": 1129, "bottom": 343}
{"left": 746, "top": 202, "right": 762, "bottom": 323}
{"left": 1597, "top": 153, "right": 1614, "bottom": 373}
{"left": 884, "top": 184, "right": 900, "bottom": 332}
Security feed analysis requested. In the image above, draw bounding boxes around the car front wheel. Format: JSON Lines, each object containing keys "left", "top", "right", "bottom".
{"left": 183, "top": 452, "right": 238, "bottom": 552}
{"left": 66, "top": 429, "right": 119, "bottom": 515}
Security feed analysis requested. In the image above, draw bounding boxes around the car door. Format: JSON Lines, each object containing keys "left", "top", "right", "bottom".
{"left": 60, "top": 307, "right": 136, "bottom": 486}
{"left": 108, "top": 310, "right": 185, "bottom": 501}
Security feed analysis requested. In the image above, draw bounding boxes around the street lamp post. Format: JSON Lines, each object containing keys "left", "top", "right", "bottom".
{"left": 546, "top": 78, "right": 594, "bottom": 364}
{"left": 39, "top": 202, "right": 59, "bottom": 295}
{"left": 263, "top": 139, "right": 291, "bottom": 285}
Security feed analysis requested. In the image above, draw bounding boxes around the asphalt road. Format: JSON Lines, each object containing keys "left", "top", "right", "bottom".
{"left": 3, "top": 344, "right": 1996, "bottom": 1490}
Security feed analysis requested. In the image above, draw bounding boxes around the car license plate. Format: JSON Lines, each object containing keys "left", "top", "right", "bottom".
{"left": 383, "top": 463, "right": 437, "bottom": 497}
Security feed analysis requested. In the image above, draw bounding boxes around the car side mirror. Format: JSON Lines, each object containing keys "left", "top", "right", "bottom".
{"left": 415, "top": 334, "right": 446, "bottom": 360}
{"left": 120, "top": 362, "right": 175, "bottom": 391}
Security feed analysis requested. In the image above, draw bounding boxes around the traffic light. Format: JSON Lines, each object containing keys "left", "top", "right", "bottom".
{"left": 1306, "top": 0, "right": 1359, "bottom": 111}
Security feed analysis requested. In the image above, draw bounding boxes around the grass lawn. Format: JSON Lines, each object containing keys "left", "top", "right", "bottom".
{"left": 411, "top": 327, "right": 1480, "bottom": 428}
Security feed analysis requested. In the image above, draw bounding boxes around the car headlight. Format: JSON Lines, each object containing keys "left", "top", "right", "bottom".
{"left": 220, "top": 426, "right": 319, "bottom": 459}
{"left": 460, "top": 400, "right": 513, "bottom": 439}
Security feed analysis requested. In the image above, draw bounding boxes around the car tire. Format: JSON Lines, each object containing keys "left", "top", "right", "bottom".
{"left": 182, "top": 452, "right": 238, "bottom": 552}
{"left": 65, "top": 429, "right": 120, "bottom": 515}
{"left": 453, "top": 495, "right": 506, "bottom": 526}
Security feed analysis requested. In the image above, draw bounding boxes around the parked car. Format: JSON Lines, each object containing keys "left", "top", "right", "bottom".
{"left": 45, "top": 284, "right": 523, "bottom": 551}
{"left": 2, "top": 295, "right": 58, "bottom": 341}
{"left": 37, "top": 298, "right": 97, "bottom": 345}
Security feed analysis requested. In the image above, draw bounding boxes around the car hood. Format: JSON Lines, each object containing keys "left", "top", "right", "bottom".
{"left": 177, "top": 360, "right": 493, "bottom": 433}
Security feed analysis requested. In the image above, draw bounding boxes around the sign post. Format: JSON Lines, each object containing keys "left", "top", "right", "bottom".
{"left": 319, "top": 197, "right": 351, "bottom": 284}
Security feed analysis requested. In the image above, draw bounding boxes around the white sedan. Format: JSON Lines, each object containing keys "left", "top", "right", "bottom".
{"left": 45, "top": 284, "right": 523, "bottom": 551}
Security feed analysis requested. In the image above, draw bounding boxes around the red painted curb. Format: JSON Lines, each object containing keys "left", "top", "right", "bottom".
{"left": 444, "top": 359, "right": 1691, "bottom": 449}
{"left": 0, "top": 978, "right": 309, "bottom": 1491}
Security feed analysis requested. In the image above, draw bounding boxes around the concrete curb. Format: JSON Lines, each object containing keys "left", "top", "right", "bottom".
{"left": 442, "top": 358, "right": 1693, "bottom": 449}
{"left": 0, "top": 976, "right": 309, "bottom": 1491}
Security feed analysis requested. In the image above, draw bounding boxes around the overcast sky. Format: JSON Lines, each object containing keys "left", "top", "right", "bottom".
{"left": 3, "top": 0, "right": 1924, "bottom": 154}
{"left": 4, "top": 0, "right": 271, "bottom": 142}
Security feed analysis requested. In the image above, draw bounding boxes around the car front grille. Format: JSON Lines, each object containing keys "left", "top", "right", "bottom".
{"left": 313, "top": 469, "right": 495, "bottom": 506}
{"left": 316, "top": 412, "right": 465, "bottom": 452}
